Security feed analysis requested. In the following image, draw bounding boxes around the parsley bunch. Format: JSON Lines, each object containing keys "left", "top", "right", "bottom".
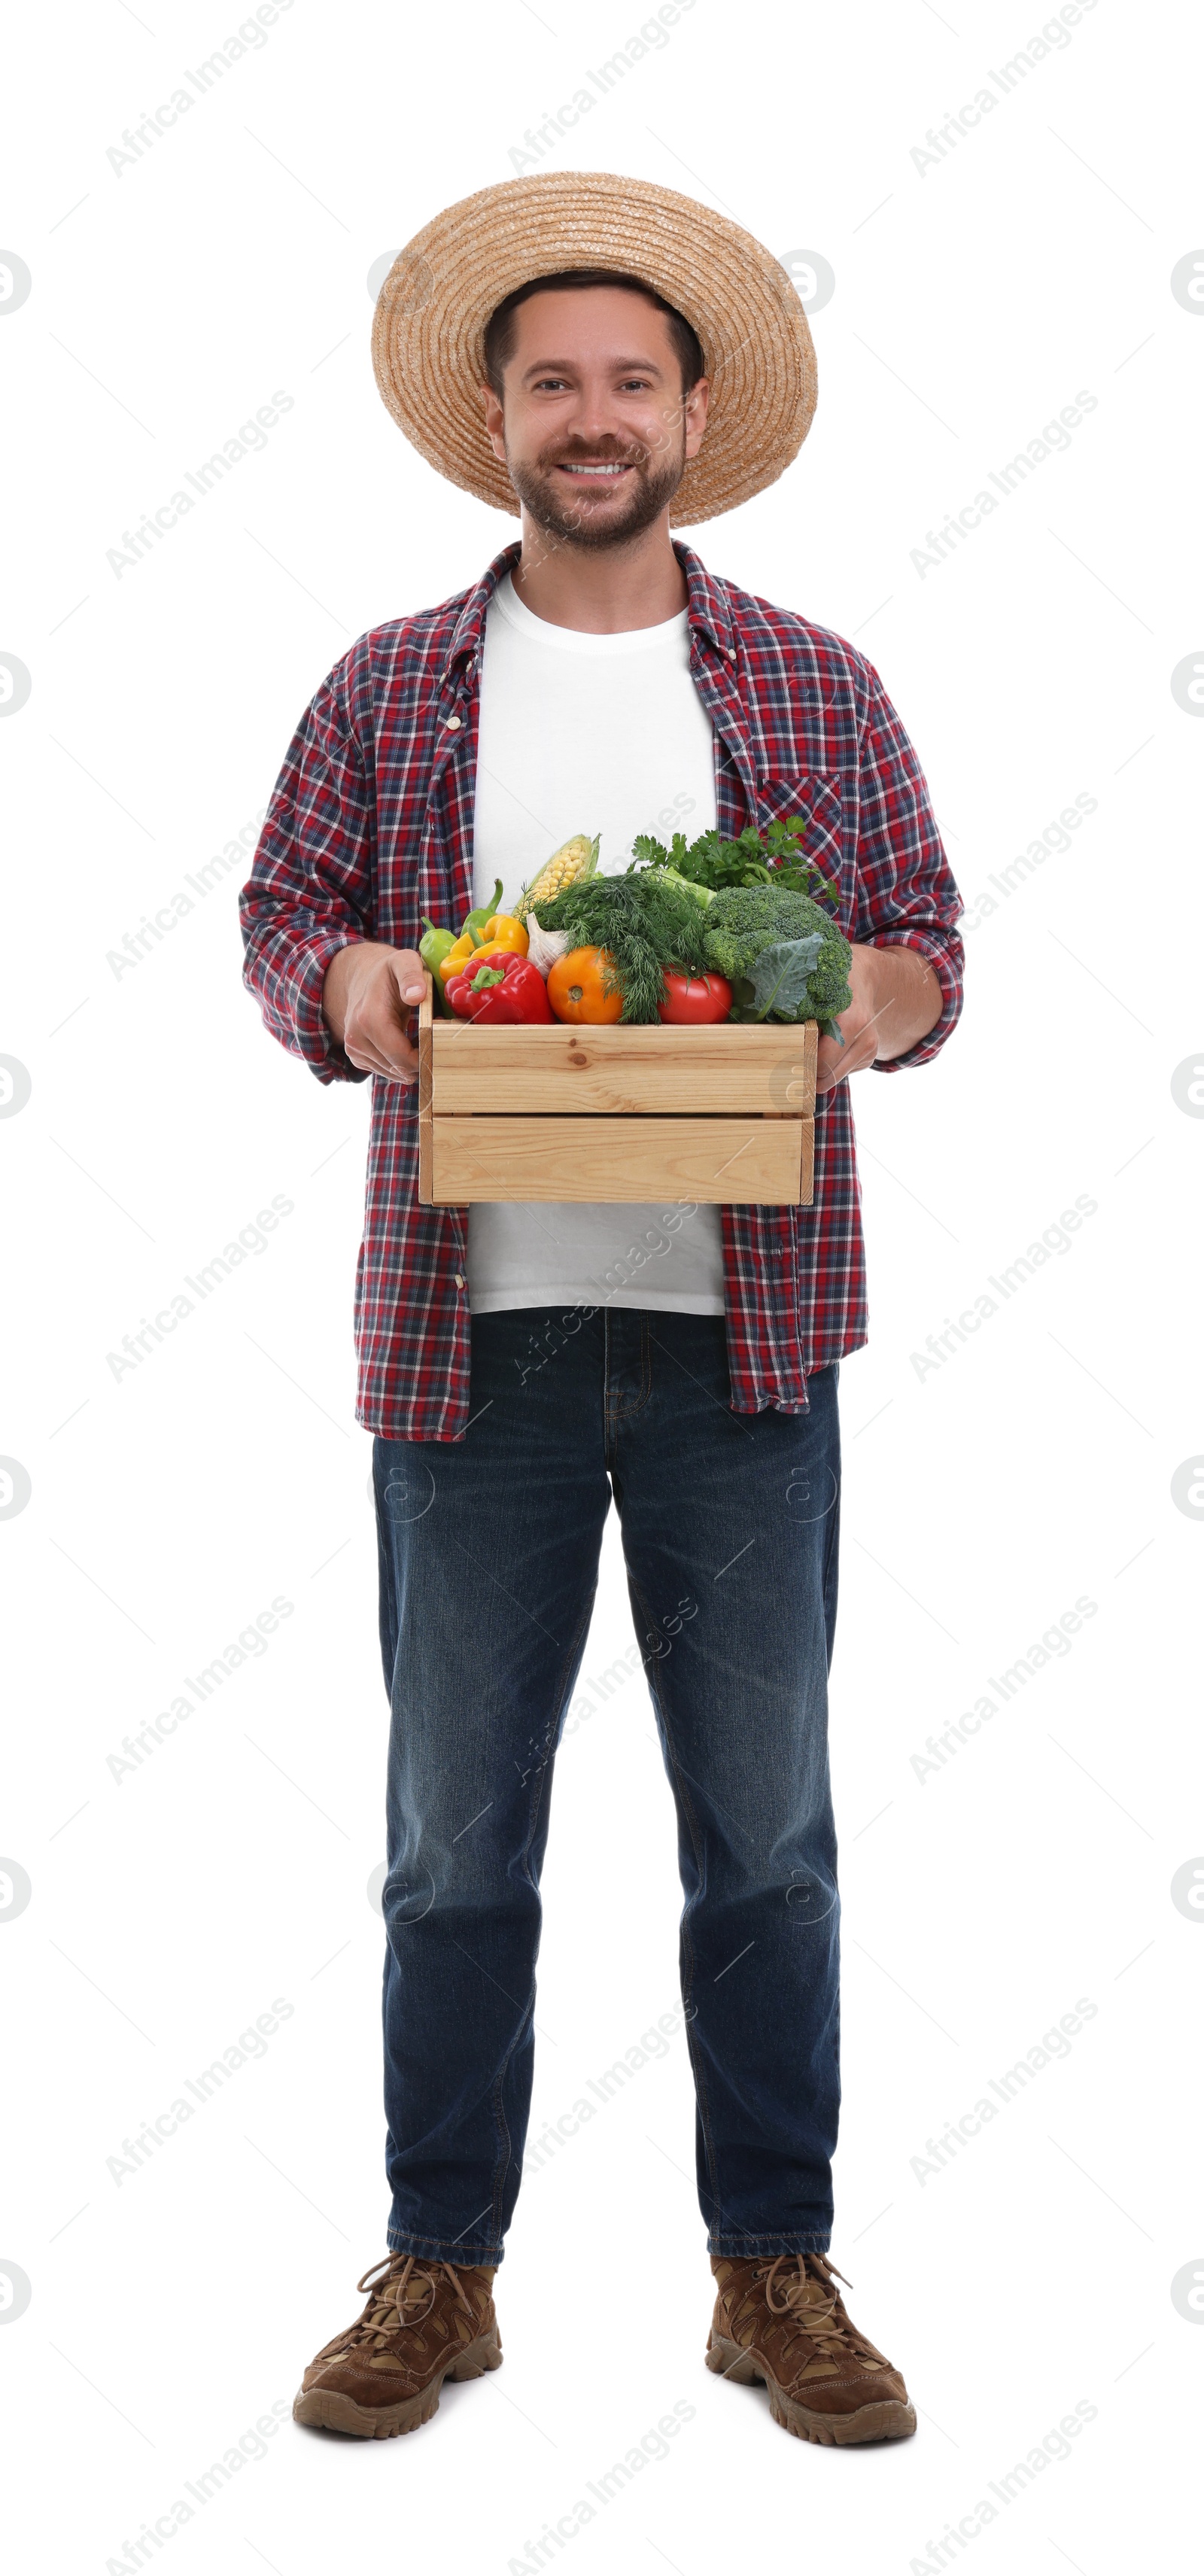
{"left": 629, "top": 815, "right": 838, "bottom": 911}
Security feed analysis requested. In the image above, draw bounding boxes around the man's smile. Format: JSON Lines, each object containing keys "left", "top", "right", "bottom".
{"left": 551, "top": 458, "right": 637, "bottom": 482}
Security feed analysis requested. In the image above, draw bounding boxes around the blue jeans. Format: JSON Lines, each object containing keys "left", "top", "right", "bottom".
{"left": 373, "top": 1308, "right": 841, "bottom": 2264}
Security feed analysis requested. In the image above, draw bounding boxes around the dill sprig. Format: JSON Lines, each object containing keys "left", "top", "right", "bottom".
{"left": 535, "top": 873, "right": 710, "bottom": 1022}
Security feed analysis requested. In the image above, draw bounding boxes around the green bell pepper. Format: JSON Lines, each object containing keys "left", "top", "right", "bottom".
{"left": 419, "top": 917, "right": 457, "bottom": 1015}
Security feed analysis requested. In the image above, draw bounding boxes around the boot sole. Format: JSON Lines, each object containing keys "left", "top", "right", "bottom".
{"left": 706, "top": 2333, "right": 916, "bottom": 2446}
{"left": 293, "top": 2323, "right": 503, "bottom": 2439}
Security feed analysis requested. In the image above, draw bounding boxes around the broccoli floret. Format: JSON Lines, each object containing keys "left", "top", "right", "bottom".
{"left": 702, "top": 887, "right": 852, "bottom": 1025}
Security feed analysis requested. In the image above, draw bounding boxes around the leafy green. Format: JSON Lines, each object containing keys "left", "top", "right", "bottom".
{"left": 748, "top": 935, "right": 825, "bottom": 1020}
{"left": 628, "top": 814, "right": 838, "bottom": 911}
{"left": 648, "top": 864, "right": 714, "bottom": 910}
{"left": 534, "top": 871, "right": 710, "bottom": 1022}
{"left": 702, "top": 886, "right": 853, "bottom": 1029}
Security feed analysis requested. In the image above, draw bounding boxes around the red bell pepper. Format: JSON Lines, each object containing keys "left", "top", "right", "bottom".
{"left": 657, "top": 969, "right": 733, "bottom": 1025}
{"left": 446, "top": 953, "right": 554, "bottom": 1024}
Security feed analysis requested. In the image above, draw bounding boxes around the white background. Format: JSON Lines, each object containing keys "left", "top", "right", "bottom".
{"left": 2, "top": 2, "right": 1202, "bottom": 2569}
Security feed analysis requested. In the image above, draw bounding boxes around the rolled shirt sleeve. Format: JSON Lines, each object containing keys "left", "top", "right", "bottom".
{"left": 239, "top": 665, "right": 375, "bottom": 1086}
{"left": 852, "top": 667, "right": 965, "bottom": 1072}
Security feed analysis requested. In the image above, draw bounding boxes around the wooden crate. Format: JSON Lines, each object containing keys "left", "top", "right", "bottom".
{"left": 415, "top": 974, "right": 817, "bottom": 1206}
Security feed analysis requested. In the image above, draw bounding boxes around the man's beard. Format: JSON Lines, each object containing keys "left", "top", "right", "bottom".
{"left": 506, "top": 433, "right": 686, "bottom": 551}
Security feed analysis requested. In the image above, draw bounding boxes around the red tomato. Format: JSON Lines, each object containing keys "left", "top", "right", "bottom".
{"left": 657, "top": 971, "right": 733, "bottom": 1025}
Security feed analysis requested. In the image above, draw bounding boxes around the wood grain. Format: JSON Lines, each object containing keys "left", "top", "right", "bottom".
{"left": 415, "top": 974, "right": 818, "bottom": 1208}
{"left": 429, "top": 1115, "right": 810, "bottom": 1205}
{"left": 430, "top": 1013, "right": 817, "bottom": 1116}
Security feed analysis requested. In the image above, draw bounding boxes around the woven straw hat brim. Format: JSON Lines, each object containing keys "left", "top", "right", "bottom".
{"left": 372, "top": 172, "right": 816, "bottom": 526}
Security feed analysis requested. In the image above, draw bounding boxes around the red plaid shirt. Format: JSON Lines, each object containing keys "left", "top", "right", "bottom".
{"left": 240, "top": 542, "right": 964, "bottom": 1442}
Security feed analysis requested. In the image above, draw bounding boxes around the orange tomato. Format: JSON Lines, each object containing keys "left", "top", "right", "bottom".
{"left": 546, "top": 946, "right": 623, "bottom": 1024}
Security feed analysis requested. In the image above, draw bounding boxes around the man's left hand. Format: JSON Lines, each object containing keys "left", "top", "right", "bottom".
{"left": 814, "top": 942, "right": 944, "bottom": 1096}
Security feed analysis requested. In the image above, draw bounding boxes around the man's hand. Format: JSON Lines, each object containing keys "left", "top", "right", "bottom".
{"left": 322, "top": 942, "right": 427, "bottom": 1084}
{"left": 814, "top": 941, "right": 943, "bottom": 1096}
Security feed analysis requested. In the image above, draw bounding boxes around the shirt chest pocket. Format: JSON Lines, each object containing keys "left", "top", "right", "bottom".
{"left": 752, "top": 770, "right": 850, "bottom": 928}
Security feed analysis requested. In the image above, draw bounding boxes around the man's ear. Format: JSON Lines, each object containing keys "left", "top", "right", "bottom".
{"left": 480, "top": 382, "right": 506, "bottom": 462}
{"left": 683, "top": 377, "right": 710, "bottom": 463}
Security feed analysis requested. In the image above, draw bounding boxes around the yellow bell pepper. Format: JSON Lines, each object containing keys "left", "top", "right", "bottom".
{"left": 437, "top": 917, "right": 528, "bottom": 984}
{"left": 438, "top": 929, "right": 478, "bottom": 984}
{"left": 463, "top": 934, "right": 531, "bottom": 971}
{"left": 477, "top": 914, "right": 529, "bottom": 956}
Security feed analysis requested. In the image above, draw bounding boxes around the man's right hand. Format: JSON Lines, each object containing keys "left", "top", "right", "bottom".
{"left": 321, "top": 942, "right": 427, "bottom": 1084}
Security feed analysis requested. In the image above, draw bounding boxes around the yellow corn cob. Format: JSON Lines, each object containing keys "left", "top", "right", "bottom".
{"left": 515, "top": 832, "right": 600, "bottom": 920}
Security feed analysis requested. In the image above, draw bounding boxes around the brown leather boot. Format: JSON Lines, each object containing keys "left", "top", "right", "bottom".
{"left": 706, "top": 2252, "right": 916, "bottom": 2446}
{"left": 293, "top": 2251, "right": 502, "bottom": 2438}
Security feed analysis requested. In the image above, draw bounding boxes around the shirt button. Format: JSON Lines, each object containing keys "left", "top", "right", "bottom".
{"left": 445, "top": 715, "right": 462, "bottom": 730}
{"left": 455, "top": 1273, "right": 465, "bottom": 1288}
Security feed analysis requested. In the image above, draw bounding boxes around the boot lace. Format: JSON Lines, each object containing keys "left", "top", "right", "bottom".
{"left": 731, "top": 2252, "right": 878, "bottom": 2374}
{"left": 342, "top": 2252, "right": 477, "bottom": 2354}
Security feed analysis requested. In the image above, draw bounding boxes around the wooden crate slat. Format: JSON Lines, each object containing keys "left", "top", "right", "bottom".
{"left": 417, "top": 975, "right": 433, "bottom": 1203}
{"left": 429, "top": 1115, "right": 809, "bottom": 1205}
{"left": 430, "top": 1013, "right": 816, "bottom": 1116}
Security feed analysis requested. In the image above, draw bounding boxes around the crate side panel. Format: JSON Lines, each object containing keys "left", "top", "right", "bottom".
{"left": 430, "top": 1020, "right": 817, "bottom": 1115}
{"left": 428, "top": 1116, "right": 807, "bottom": 1205}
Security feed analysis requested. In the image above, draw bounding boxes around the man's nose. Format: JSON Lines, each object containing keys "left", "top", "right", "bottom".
{"left": 563, "top": 403, "right": 628, "bottom": 449}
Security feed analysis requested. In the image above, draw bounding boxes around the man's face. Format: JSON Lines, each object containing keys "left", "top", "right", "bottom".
{"left": 480, "top": 286, "right": 710, "bottom": 550}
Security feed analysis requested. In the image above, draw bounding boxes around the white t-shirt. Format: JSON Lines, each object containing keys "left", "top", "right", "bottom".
{"left": 467, "top": 572, "right": 725, "bottom": 1318}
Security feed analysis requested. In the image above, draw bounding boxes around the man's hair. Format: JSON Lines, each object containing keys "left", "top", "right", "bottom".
{"left": 482, "top": 269, "right": 705, "bottom": 398}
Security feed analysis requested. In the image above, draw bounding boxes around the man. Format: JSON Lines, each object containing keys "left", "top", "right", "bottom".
{"left": 241, "top": 172, "right": 963, "bottom": 2450}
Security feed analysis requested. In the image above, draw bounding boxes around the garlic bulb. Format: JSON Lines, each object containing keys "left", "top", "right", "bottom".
{"left": 525, "top": 911, "right": 571, "bottom": 978}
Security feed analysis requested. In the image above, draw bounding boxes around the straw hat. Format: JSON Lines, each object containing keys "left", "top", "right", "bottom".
{"left": 371, "top": 172, "right": 816, "bottom": 526}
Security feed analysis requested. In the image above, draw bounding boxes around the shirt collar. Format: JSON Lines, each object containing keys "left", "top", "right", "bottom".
{"left": 442, "top": 543, "right": 521, "bottom": 683}
{"left": 673, "top": 540, "right": 737, "bottom": 664}
{"left": 442, "top": 536, "right": 734, "bottom": 683}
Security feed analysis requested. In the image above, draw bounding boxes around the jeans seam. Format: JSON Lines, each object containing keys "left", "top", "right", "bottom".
{"left": 372, "top": 1437, "right": 401, "bottom": 1704}
{"left": 385, "top": 2228, "right": 503, "bottom": 2264}
{"left": 485, "top": 1996, "right": 530, "bottom": 2255}
{"left": 603, "top": 1312, "right": 654, "bottom": 1450}
{"left": 485, "top": 1578, "right": 600, "bottom": 2246}
{"left": 627, "top": 1565, "right": 725, "bottom": 2236}
{"left": 708, "top": 2231, "right": 832, "bottom": 2257}
{"left": 820, "top": 1379, "right": 842, "bottom": 1671}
